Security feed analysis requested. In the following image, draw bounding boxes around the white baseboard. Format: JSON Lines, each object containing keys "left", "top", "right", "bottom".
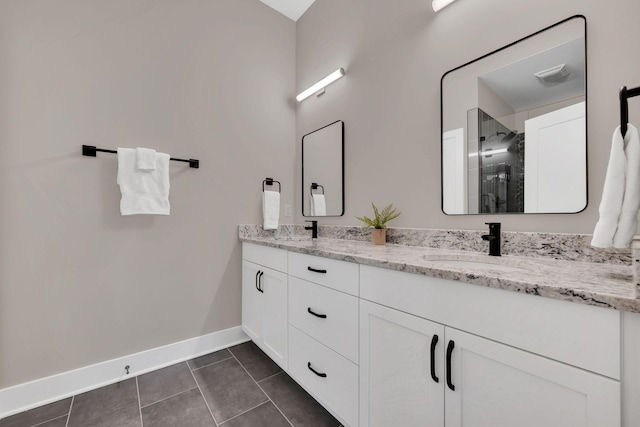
{"left": 0, "top": 326, "right": 249, "bottom": 418}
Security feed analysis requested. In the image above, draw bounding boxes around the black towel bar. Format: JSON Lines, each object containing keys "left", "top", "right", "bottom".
{"left": 310, "top": 182, "right": 325, "bottom": 195}
{"left": 621, "top": 86, "right": 640, "bottom": 138}
{"left": 263, "top": 178, "right": 281, "bottom": 193}
{"left": 82, "top": 145, "right": 199, "bottom": 168}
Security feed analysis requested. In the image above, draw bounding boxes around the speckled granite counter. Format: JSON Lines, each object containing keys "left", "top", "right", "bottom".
{"left": 239, "top": 225, "right": 640, "bottom": 313}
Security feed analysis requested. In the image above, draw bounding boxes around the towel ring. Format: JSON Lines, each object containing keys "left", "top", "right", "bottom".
{"left": 263, "top": 178, "right": 281, "bottom": 193}
{"left": 310, "top": 183, "right": 325, "bottom": 195}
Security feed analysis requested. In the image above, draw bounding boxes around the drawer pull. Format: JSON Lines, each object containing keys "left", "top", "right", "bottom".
{"left": 257, "top": 271, "right": 264, "bottom": 293}
{"left": 446, "top": 340, "right": 455, "bottom": 391}
{"left": 430, "top": 334, "right": 439, "bottom": 383}
{"left": 307, "top": 362, "right": 327, "bottom": 378}
{"left": 307, "top": 266, "right": 327, "bottom": 274}
{"left": 307, "top": 307, "right": 327, "bottom": 319}
{"left": 255, "top": 271, "right": 261, "bottom": 292}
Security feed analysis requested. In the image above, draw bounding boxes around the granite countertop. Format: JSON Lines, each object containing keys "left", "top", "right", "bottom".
{"left": 240, "top": 230, "right": 639, "bottom": 313}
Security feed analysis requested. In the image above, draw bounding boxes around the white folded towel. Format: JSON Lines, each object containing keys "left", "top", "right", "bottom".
{"left": 592, "top": 125, "right": 635, "bottom": 247}
{"left": 310, "top": 194, "right": 327, "bottom": 216}
{"left": 614, "top": 125, "right": 640, "bottom": 248}
{"left": 136, "top": 147, "right": 157, "bottom": 171}
{"left": 263, "top": 190, "right": 280, "bottom": 230}
{"left": 117, "top": 148, "right": 170, "bottom": 215}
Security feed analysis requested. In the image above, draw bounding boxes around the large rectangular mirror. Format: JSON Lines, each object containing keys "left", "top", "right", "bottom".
{"left": 302, "top": 120, "right": 344, "bottom": 217}
{"left": 441, "top": 15, "right": 587, "bottom": 215}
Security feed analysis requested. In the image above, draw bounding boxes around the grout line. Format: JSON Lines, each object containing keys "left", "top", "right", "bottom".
{"left": 64, "top": 396, "right": 74, "bottom": 427}
{"left": 218, "top": 401, "right": 270, "bottom": 425}
{"left": 189, "top": 364, "right": 219, "bottom": 427}
{"left": 228, "top": 353, "right": 293, "bottom": 427}
{"left": 255, "top": 369, "right": 285, "bottom": 384}
{"left": 139, "top": 387, "right": 199, "bottom": 409}
{"left": 135, "top": 377, "right": 144, "bottom": 427}
{"left": 30, "top": 414, "right": 69, "bottom": 427}
{"left": 189, "top": 356, "right": 234, "bottom": 372}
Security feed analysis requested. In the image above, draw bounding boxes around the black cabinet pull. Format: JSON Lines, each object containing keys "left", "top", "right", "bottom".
{"left": 307, "top": 266, "right": 327, "bottom": 274}
{"left": 446, "top": 340, "right": 455, "bottom": 391}
{"left": 307, "top": 362, "right": 327, "bottom": 378}
{"left": 257, "top": 271, "right": 264, "bottom": 293}
{"left": 255, "top": 271, "right": 261, "bottom": 292}
{"left": 307, "top": 307, "right": 327, "bottom": 319}
{"left": 430, "top": 334, "right": 439, "bottom": 383}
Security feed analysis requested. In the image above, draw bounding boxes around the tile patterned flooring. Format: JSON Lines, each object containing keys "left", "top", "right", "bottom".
{"left": 0, "top": 342, "right": 342, "bottom": 427}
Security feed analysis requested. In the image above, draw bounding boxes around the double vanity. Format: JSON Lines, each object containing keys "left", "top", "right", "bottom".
{"left": 239, "top": 224, "right": 640, "bottom": 427}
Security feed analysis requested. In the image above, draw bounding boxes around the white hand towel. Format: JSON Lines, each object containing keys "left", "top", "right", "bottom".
{"left": 136, "top": 147, "right": 157, "bottom": 171}
{"left": 614, "top": 125, "right": 640, "bottom": 248}
{"left": 263, "top": 190, "right": 280, "bottom": 230}
{"left": 117, "top": 148, "right": 170, "bottom": 215}
{"left": 310, "top": 194, "right": 327, "bottom": 216}
{"left": 591, "top": 126, "right": 627, "bottom": 247}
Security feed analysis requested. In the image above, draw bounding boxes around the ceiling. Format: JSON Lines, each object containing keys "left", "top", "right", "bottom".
{"left": 260, "top": 0, "right": 316, "bottom": 21}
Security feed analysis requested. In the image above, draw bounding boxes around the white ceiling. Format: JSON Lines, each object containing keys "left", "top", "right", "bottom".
{"left": 479, "top": 37, "right": 586, "bottom": 112}
{"left": 260, "top": 0, "right": 316, "bottom": 21}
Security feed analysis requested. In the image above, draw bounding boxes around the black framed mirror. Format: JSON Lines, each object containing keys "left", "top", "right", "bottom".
{"left": 302, "top": 120, "right": 345, "bottom": 217}
{"left": 441, "top": 15, "right": 587, "bottom": 215}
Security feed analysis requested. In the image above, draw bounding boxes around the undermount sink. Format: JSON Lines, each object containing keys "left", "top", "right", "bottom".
{"left": 421, "top": 254, "right": 531, "bottom": 273}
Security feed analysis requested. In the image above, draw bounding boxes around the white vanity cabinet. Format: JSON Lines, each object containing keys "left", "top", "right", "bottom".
{"left": 360, "top": 265, "right": 621, "bottom": 427}
{"left": 242, "top": 244, "right": 288, "bottom": 370}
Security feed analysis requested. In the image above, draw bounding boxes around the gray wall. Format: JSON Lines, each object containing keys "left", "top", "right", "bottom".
{"left": 295, "top": 0, "right": 640, "bottom": 233}
{"left": 0, "top": 0, "right": 295, "bottom": 388}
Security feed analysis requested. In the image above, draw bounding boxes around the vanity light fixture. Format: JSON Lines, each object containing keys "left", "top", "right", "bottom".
{"left": 469, "top": 148, "right": 509, "bottom": 157}
{"left": 432, "top": 0, "right": 458, "bottom": 12}
{"left": 296, "top": 68, "right": 345, "bottom": 102}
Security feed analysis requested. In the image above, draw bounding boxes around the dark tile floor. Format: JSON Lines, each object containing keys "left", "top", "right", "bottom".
{"left": 0, "top": 341, "right": 342, "bottom": 427}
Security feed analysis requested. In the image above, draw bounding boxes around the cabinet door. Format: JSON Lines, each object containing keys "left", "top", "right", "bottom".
{"left": 242, "top": 261, "right": 263, "bottom": 343}
{"left": 261, "top": 267, "right": 288, "bottom": 370}
{"left": 360, "top": 300, "right": 445, "bottom": 427}
{"left": 444, "top": 327, "right": 620, "bottom": 427}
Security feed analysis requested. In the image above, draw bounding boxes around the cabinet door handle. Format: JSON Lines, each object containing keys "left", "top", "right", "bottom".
{"left": 307, "top": 362, "right": 327, "bottom": 378}
{"left": 307, "top": 266, "right": 327, "bottom": 274}
{"left": 430, "top": 334, "right": 439, "bottom": 383}
{"left": 446, "top": 340, "right": 455, "bottom": 391}
{"left": 307, "top": 307, "right": 327, "bottom": 319}
{"left": 255, "top": 271, "right": 261, "bottom": 292}
{"left": 258, "top": 271, "right": 264, "bottom": 293}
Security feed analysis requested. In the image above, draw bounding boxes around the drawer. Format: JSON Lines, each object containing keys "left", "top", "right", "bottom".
{"left": 289, "top": 276, "right": 359, "bottom": 363}
{"left": 289, "top": 325, "right": 359, "bottom": 427}
{"left": 288, "top": 251, "right": 358, "bottom": 296}
{"left": 360, "top": 265, "right": 622, "bottom": 380}
{"left": 243, "top": 243, "right": 287, "bottom": 273}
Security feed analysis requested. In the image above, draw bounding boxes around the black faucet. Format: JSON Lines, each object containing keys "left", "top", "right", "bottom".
{"left": 305, "top": 220, "right": 318, "bottom": 239}
{"left": 482, "top": 222, "right": 501, "bottom": 256}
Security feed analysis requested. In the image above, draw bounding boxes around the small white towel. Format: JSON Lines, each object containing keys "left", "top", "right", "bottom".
{"left": 310, "top": 194, "right": 327, "bottom": 216}
{"left": 614, "top": 125, "right": 640, "bottom": 248}
{"left": 136, "top": 147, "right": 157, "bottom": 171}
{"left": 117, "top": 148, "right": 170, "bottom": 215}
{"left": 263, "top": 190, "right": 280, "bottom": 230}
{"left": 592, "top": 126, "right": 634, "bottom": 247}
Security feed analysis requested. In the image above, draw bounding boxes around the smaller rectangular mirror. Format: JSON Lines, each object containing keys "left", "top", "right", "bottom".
{"left": 302, "top": 120, "right": 344, "bottom": 217}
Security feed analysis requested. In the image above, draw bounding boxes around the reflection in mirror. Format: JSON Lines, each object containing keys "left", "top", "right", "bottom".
{"left": 302, "top": 120, "right": 344, "bottom": 217}
{"left": 442, "top": 16, "right": 587, "bottom": 215}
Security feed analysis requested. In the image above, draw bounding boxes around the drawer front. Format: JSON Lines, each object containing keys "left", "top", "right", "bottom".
{"left": 289, "top": 325, "right": 359, "bottom": 427}
{"left": 288, "top": 251, "right": 358, "bottom": 296}
{"left": 243, "top": 243, "right": 287, "bottom": 273}
{"left": 289, "top": 276, "right": 359, "bottom": 363}
{"left": 360, "top": 265, "right": 622, "bottom": 380}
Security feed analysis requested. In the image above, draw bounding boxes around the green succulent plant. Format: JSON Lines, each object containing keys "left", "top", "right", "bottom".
{"left": 356, "top": 203, "right": 401, "bottom": 229}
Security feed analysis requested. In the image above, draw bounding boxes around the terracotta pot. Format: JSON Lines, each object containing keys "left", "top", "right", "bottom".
{"left": 371, "top": 228, "right": 386, "bottom": 245}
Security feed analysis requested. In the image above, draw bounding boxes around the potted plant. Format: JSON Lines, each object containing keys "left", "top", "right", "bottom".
{"left": 356, "top": 203, "right": 401, "bottom": 245}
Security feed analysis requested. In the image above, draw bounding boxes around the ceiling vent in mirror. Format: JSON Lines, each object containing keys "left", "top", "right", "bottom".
{"left": 534, "top": 64, "right": 571, "bottom": 83}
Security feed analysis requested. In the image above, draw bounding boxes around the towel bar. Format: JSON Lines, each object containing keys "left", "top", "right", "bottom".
{"left": 621, "top": 86, "right": 640, "bottom": 138}
{"left": 82, "top": 145, "right": 199, "bottom": 168}
{"left": 310, "top": 182, "right": 325, "bottom": 195}
{"left": 263, "top": 178, "right": 281, "bottom": 193}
